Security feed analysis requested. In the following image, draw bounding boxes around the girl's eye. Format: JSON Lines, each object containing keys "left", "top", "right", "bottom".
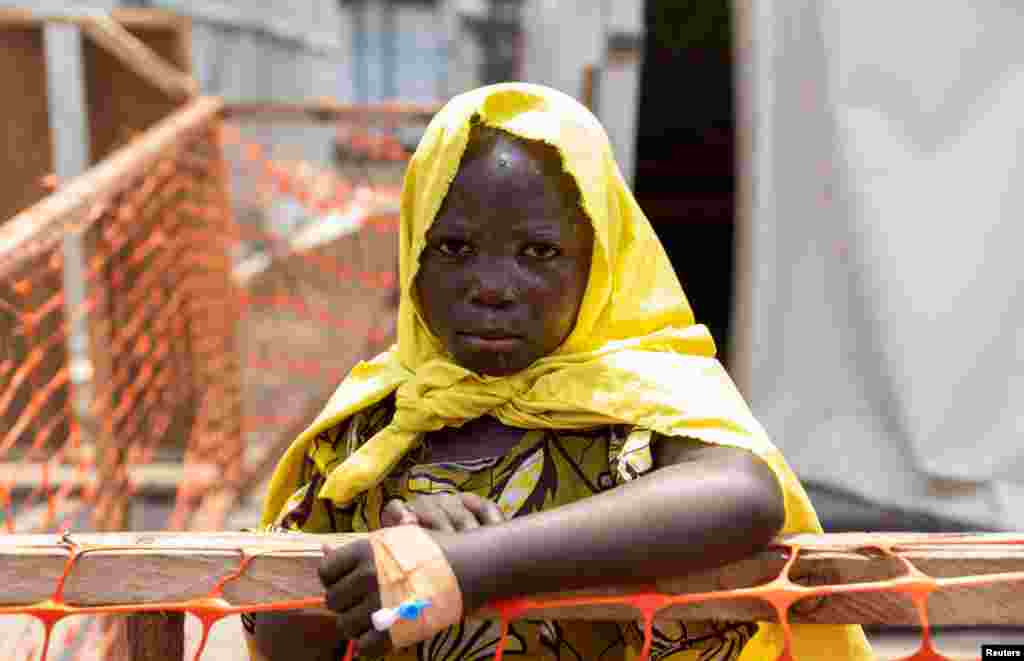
{"left": 437, "top": 240, "right": 472, "bottom": 257}
{"left": 522, "top": 244, "right": 560, "bottom": 259}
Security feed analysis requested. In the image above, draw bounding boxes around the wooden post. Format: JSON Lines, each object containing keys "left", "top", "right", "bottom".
{"left": 581, "top": 63, "right": 597, "bottom": 111}
{"left": 107, "top": 613, "right": 185, "bottom": 661}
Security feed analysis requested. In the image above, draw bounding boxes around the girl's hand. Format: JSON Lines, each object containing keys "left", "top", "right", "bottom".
{"left": 320, "top": 528, "right": 472, "bottom": 658}
{"left": 320, "top": 538, "right": 390, "bottom": 658}
{"left": 381, "top": 493, "right": 506, "bottom": 532}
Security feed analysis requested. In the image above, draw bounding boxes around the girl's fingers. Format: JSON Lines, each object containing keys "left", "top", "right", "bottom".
{"left": 459, "top": 492, "right": 506, "bottom": 525}
{"left": 436, "top": 493, "right": 479, "bottom": 531}
{"left": 381, "top": 499, "right": 419, "bottom": 527}
{"left": 325, "top": 560, "right": 379, "bottom": 613}
{"left": 407, "top": 499, "right": 456, "bottom": 533}
{"left": 334, "top": 595, "right": 380, "bottom": 641}
{"left": 404, "top": 493, "right": 506, "bottom": 530}
{"left": 319, "top": 539, "right": 371, "bottom": 588}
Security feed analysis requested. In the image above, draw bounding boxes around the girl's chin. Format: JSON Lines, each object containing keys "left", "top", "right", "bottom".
{"left": 451, "top": 347, "right": 535, "bottom": 377}
{"left": 464, "top": 359, "right": 528, "bottom": 378}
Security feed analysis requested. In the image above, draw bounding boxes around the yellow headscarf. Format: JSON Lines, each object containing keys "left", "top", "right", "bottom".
{"left": 262, "top": 83, "right": 870, "bottom": 660}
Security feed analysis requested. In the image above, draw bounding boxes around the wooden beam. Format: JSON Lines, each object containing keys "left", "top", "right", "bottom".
{"left": 79, "top": 12, "right": 196, "bottom": 101}
{"left": 0, "top": 8, "right": 189, "bottom": 32}
{"left": 0, "top": 97, "right": 222, "bottom": 281}
{"left": 223, "top": 99, "right": 442, "bottom": 123}
{"left": 0, "top": 9, "right": 196, "bottom": 100}
{"left": 82, "top": 10, "right": 194, "bottom": 166}
{"left": 0, "top": 532, "right": 1021, "bottom": 626}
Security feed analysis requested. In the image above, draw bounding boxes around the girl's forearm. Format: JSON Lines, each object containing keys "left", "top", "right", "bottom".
{"left": 439, "top": 448, "right": 786, "bottom": 613}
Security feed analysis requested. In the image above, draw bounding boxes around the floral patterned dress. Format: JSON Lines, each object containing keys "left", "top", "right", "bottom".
{"left": 244, "top": 394, "right": 757, "bottom": 660}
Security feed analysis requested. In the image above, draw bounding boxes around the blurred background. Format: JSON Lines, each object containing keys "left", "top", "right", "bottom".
{"left": 2, "top": 0, "right": 1024, "bottom": 658}
{"left": 34, "top": 0, "right": 1009, "bottom": 536}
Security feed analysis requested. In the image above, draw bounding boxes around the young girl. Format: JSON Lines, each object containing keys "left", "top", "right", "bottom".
{"left": 246, "top": 83, "right": 872, "bottom": 661}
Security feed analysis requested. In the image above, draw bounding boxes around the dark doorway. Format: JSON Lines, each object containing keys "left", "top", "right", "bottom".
{"left": 633, "top": 1, "right": 735, "bottom": 364}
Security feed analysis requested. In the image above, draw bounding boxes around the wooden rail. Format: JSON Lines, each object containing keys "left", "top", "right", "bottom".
{"left": 1, "top": 532, "right": 1022, "bottom": 625}
{"left": 223, "top": 99, "right": 443, "bottom": 123}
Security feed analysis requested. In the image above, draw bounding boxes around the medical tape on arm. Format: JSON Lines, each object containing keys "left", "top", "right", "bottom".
{"left": 369, "top": 525, "right": 464, "bottom": 649}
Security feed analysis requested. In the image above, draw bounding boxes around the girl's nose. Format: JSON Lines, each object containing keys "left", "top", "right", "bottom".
{"left": 468, "top": 268, "right": 518, "bottom": 308}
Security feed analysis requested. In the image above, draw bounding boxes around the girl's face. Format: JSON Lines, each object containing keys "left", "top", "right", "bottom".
{"left": 415, "top": 129, "right": 593, "bottom": 376}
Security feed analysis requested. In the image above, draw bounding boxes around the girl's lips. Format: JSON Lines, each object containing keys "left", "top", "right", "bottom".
{"left": 458, "top": 333, "right": 523, "bottom": 351}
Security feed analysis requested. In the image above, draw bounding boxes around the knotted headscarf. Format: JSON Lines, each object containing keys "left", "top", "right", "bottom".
{"left": 261, "top": 82, "right": 872, "bottom": 660}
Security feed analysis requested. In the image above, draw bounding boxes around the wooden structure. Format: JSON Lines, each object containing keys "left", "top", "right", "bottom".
{"left": 0, "top": 8, "right": 194, "bottom": 224}
{"left": 0, "top": 531, "right": 1022, "bottom": 658}
{"left": 0, "top": 95, "right": 237, "bottom": 525}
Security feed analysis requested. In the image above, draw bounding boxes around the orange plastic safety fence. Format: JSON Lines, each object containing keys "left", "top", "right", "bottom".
{"left": 0, "top": 98, "right": 242, "bottom": 658}
{"left": 479, "top": 535, "right": 1024, "bottom": 661}
{"left": 218, "top": 119, "right": 402, "bottom": 498}
{"left": 121, "top": 122, "right": 243, "bottom": 534}
{"left": 63, "top": 117, "right": 244, "bottom": 535}
{"left": 0, "top": 98, "right": 416, "bottom": 657}
{"left": 0, "top": 234, "right": 80, "bottom": 535}
{"left": 0, "top": 534, "right": 1021, "bottom": 661}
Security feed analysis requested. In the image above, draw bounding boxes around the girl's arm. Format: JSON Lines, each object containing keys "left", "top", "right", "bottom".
{"left": 443, "top": 438, "right": 786, "bottom": 613}
{"left": 323, "top": 438, "right": 786, "bottom": 657}
{"left": 251, "top": 493, "right": 509, "bottom": 660}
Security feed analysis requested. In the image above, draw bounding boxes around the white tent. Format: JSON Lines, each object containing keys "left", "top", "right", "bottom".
{"left": 738, "top": 0, "right": 1024, "bottom": 530}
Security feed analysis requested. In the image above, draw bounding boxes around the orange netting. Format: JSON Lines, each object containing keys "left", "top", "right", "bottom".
{"left": 1, "top": 95, "right": 415, "bottom": 657}
{"left": 0, "top": 97, "right": 246, "bottom": 657}
{"left": 0, "top": 533, "right": 1022, "bottom": 661}
{"left": 0, "top": 99, "right": 241, "bottom": 537}
{"left": 1, "top": 97, "right": 410, "bottom": 528}
{"left": 220, "top": 114, "right": 404, "bottom": 513}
